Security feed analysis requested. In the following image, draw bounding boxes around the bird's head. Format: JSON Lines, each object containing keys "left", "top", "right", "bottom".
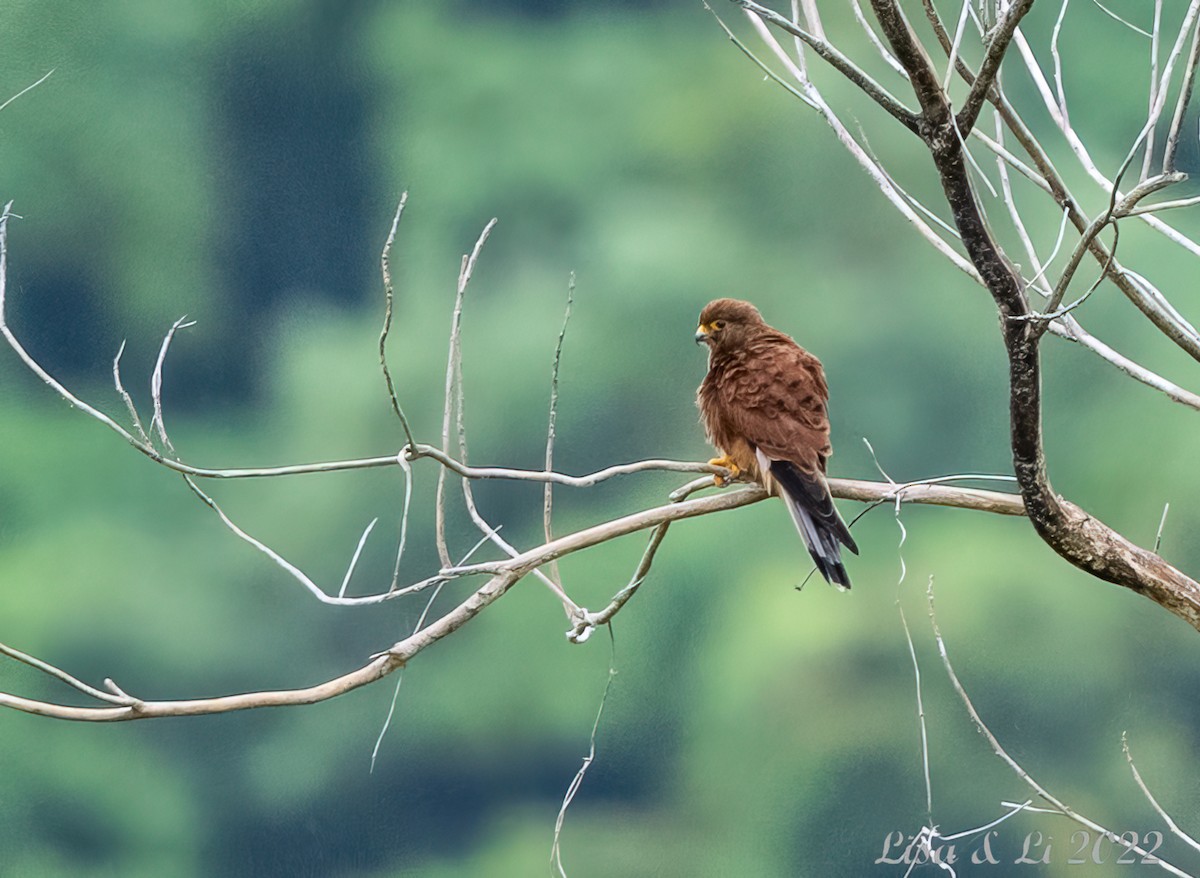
{"left": 694, "top": 298, "right": 766, "bottom": 352}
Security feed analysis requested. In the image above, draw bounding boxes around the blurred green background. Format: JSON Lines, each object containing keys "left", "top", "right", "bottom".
{"left": 2, "top": 1, "right": 1200, "bottom": 875}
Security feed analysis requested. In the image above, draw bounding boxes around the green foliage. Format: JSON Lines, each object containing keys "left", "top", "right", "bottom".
{"left": 2, "top": 2, "right": 1200, "bottom": 876}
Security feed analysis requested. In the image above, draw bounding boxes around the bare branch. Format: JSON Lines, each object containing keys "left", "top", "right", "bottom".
{"left": 1164, "top": 16, "right": 1200, "bottom": 174}
{"left": 436, "top": 218, "right": 497, "bottom": 567}
{"left": 734, "top": 0, "right": 922, "bottom": 133}
{"left": 832, "top": 476, "right": 1023, "bottom": 515}
{"left": 378, "top": 192, "right": 418, "bottom": 451}
{"left": 1, "top": 558, "right": 522, "bottom": 723}
{"left": 940, "top": 0, "right": 971, "bottom": 95}
{"left": 181, "top": 473, "right": 416, "bottom": 606}
{"left": 1011, "top": 7, "right": 1200, "bottom": 263}
{"left": 387, "top": 451, "right": 415, "bottom": 592}
{"left": 551, "top": 631, "right": 616, "bottom": 876}
{"left": 1143, "top": 0, "right": 1164, "bottom": 180}
{"left": 1047, "top": 318, "right": 1200, "bottom": 411}
{"left": 112, "top": 340, "right": 150, "bottom": 445}
{"left": 929, "top": 582, "right": 1193, "bottom": 876}
{"left": 1127, "top": 194, "right": 1200, "bottom": 216}
{"left": 1090, "top": 0, "right": 1151, "bottom": 38}
{"left": 414, "top": 446, "right": 719, "bottom": 486}
{"left": 0, "top": 69, "right": 55, "bottom": 115}
{"left": 1123, "top": 732, "right": 1200, "bottom": 855}
{"left": 1030, "top": 172, "right": 1185, "bottom": 328}
{"left": 0, "top": 648, "right": 400, "bottom": 722}
{"left": 338, "top": 518, "right": 379, "bottom": 600}
{"left": 736, "top": 10, "right": 982, "bottom": 282}
{"left": 849, "top": 0, "right": 908, "bottom": 78}
{"left": 897, "top": 598, "right": 932, "bottom": 823}
{"left": 149, "top": 315, "right": 196, "bottom": 457}
{"left": 568, "top": 522, "right": 672, "bottom": 644}
{"left": 955, "top": 0, "right": 1035, "bottom": 133}
{"left": 0, "top": 641, "right": 136, "bottom": 707}
{"left": 543, "top": 274, "right": 575, "bottom": 590}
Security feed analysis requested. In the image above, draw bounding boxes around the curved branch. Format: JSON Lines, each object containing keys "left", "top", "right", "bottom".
{"left": 0, "top": 470, "right": 1034, "bottom": 721}
{"left": 869, "top": 0, "right": 1200, "bottom": 631}
{"left": 0, "top": 650, "right": 401, "bottom": 722}
{"left": 0, "top": 571, "right": 521, "bottom": 722}
{"left": 919, "top": 0, "right": 1200, "bottom": 371}
{"left": 734, "top": 0, "right": 920, "bottom": 133}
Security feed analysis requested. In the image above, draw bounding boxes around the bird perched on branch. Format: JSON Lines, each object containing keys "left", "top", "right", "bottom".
{"left": 695, "top": 298, "right": 858, "bottom": 588}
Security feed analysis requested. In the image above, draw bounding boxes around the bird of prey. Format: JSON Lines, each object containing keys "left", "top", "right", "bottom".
{"left": 695, "top": 298, "right": 858, "bottom": 589}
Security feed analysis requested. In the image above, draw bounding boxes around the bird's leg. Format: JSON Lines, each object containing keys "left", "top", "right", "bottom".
{"left": 708, "top": 454, "right": 741, "bottom": 487}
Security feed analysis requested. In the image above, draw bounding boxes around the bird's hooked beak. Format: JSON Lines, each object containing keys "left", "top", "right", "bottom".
{"left": 695, "top": 323, "right": 713, "bottom": 345}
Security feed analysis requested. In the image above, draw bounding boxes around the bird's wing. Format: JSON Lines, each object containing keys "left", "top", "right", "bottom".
{"left": 719, "top": 335, "right": 858, "bottom": 571}
{"left": 716, "top": 335, "right": 833, "bottom": 474}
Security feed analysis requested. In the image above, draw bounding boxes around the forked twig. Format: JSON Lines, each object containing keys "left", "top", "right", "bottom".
{"left": 0, "top": 641, "right": 137, "bottom": 707}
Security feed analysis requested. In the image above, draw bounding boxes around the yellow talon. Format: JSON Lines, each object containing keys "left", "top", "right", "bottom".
{"left": 708, "top": 455, "right": 741, "bottom": 487}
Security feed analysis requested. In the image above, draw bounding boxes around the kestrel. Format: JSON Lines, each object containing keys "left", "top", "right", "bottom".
{"left": 695, "top": 298, "right": 858, "bottom": 588}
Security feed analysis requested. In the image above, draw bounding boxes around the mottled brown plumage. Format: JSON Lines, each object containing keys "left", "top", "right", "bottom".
{"left": 695, "top": 298, "right": 858, "bottom": 588}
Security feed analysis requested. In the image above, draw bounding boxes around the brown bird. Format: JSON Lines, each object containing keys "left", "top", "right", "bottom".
{"left": 695, "top": 298, "right": 858, "bottom": 588}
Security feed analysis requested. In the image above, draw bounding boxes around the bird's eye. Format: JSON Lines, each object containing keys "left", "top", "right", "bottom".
{"left": 714, "top": 320, "right": 726, "bottom": 329}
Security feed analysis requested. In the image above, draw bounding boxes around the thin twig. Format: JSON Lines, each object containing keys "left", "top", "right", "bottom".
{"left": 941, "top": 0, "right": 972, "bottom": 94}
{"left": 1051, "top": 0, "right": 1072, "bottom": 128}
{"left": 956, "top": 0, "right": 1035, "bottom": 133}
{"left": 436, "top": 220, "right": 497, "bottom": 567}
{"left": 1090, "top": 0, "right": 1151, "bottom": 37}
{"left": 371, "top": 531, "right": 495, "bottom": 772}
{"left": 387, "top": 451, "right": 415, "bottom": 592}
{"left": 1154, "top": 502, "right": 1170, "bottom": 554}
{"left": 338, "top": 519, "right": 379, "bottom": 600}
{"left": 734, "top": 0, "right": 921, "bottom": 132}
{"left": 736, "top": 11, "right": 982, "bottom": 282}
{"left": 0, "top": 642, "right": 137, "bottom": 707}
{"left": 149, "top": 315, "right": 196, "bottom": 457}
{"left": 0, "top": 69, "right": 55, "bottom": 114}
{"left": 544, "top": 274, "right": 575, "bottom": 590}
{"left": 378, "top": 192, "right": 417, "bottom": 451}
{"left": 112, "top": 340, "right": 151, "bottom": 445}
{"left": 551, "top": 628, "right": 617, "bottom": 877}
{"left": 898, "top": 589, "right": 932, "bottom": 823}
{"left": 567, "top": 522, "right": 672, "bottom": 644}
{"left": 1164, "top": 15, "right": 1200, "bottom": 173}
{"left": 1143, "top": 0, "right": 1164, "bottom": 180}
{"left": 441, "top": 221, "right": 581, "bottom": 615}
{"left": 849, "top": 0, "right": 908, "bottom": 77}
{"left": 928, "top": 581, "right": 1193, "bottom": 877}
{"left": 181, "top": 473, "right": 437, "bottom": 606}
{"left": 1123, "top": 732, "right": 1200, "bottom": 854}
